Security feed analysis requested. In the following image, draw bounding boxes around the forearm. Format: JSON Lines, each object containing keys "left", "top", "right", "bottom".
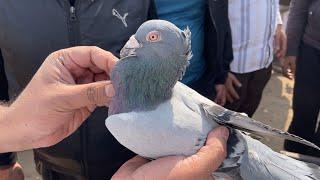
{"left": 276, "top": 7, "right": 283, "bottom": 25}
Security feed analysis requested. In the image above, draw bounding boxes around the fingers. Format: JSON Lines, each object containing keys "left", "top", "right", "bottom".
{"left": 276, "top": 34, "right": 287, "bottom": 59}
{"left": 282, "top": 66, "right": 294, "bottom": 80}
{"left": 227, "top": 84, "right": 240, "bottom": 101}
{"left": 215, "top": 96, "right": 226, "bottom": 106}
{"left": 230, "top": 74, "right": 242, "bottom": 88}
{"left": 282, "top": 59, "right": 291, "bottom": 79}
{"left": 280, "top": 35, "right": 287, "bottom": 59}
{"left": 282, "top": 57, "right": 296, "bottom": 80}
{"left": 275, "top": 25, "right": 287, "bottom": 59}
{"left": 215, "top": 91, "right": 226, "bottom": 106}
{"left": 112, "top": 156, "right": 149, "bottom": 180}
{"left": 214, "top": 85, "right": 227, "bottom": 106}
{"left": 60, "top": 46, "right": 118, "bottom": 78}
{"left": 193, "top": 127, "right": 229, "bottom": 172}
{"left": 112, "top": 128, "right": 229, "bottom": 180}
{"left": 225, "top": 73, "right": 241, "bottom": 103}
{"left": 62, "top": 81, "right": 115, "bottom": 109}
{"left": 168, "top": 127, "right": 229, "bottom": 180}
{"left": 226, "top": 92, "right": 234, "bottom": 103}
{"left": 275, "top": 32, "right": 281, "bottom": 53}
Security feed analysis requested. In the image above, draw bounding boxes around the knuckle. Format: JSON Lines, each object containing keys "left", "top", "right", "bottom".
{"left": 86, "top": 84, "right": 107, "bottom": 105}
{"left": 216, "top": 146, "right": 227, "bottom": 158}
{"left": 212, "top": 140, "right": 227, "bottom": 157}
{"left": 91, "top": 46, "right": 100, "bottom": 52}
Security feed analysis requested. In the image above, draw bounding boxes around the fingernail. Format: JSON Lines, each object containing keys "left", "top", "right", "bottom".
{"left": 219, "top": 127, "right": 229, "bottom": 141}
{"left": 105, "top": 85, "right": 115, "bottom": 98}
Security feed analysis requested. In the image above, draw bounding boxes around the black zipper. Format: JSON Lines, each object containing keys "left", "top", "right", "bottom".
{"left": 65, "top": 1, "right": 90, "bottom": 179}
{"left": 67, "top": 2, "right": 80, "bottom": 47}
{"left": 70, "top": 6, "right": 77, "bottom": 21}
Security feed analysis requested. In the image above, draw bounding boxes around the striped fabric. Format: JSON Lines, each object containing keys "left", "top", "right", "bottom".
{"left": 228, "top": 0, "right": 282, "bottom": 73}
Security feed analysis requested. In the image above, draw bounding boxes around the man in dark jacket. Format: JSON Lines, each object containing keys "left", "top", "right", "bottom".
{"left": 189, "top": 0, "right": 233, "bottom": 104}
{"left": 283, "top": 0, "right": 320, "bottom": 157}
{"left": 0, "top": 0, "right": 232, "bottom": 179}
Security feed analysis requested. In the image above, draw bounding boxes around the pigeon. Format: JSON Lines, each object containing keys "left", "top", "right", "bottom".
{"left": 106, "top": 20, "right": 320, "bottom": 179}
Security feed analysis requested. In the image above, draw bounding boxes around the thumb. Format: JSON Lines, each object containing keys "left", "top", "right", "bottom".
{"left": 195, "top": 126, "right": 229, "bottom": 172}
{"left": 63, "top": 81, "right": 115, "bottom": 109}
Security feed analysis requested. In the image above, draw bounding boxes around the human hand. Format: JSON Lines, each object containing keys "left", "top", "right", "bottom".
{"left": 274, "top": 25, "right": 287, "bottom": 59}
{"left": 214, "top": 85, "right": 227, "bottom": 106}
{"left": 225, "top": 73, "right": 241, "bottom": 103}
{"left": 282, "top": 56, "right": 296, "bottom": 80}
{"left": 112, "top": 127, "right": 229, "bottom": 180}
{"left": 1, "top": 46, "right": 117, "bottom": 152}
{"left": 0, "top": 163, "right": 24, "bottom": 180}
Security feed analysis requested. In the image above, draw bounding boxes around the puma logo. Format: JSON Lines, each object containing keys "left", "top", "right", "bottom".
{"left": 112, "top": 9, "right": 129, "bottom": 28}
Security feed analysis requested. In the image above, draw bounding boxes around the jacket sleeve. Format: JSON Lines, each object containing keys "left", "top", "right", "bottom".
{"left": 286, "top": 0, "right": 312, "bottom": 56}
{"left": 214, "top": 1, "right": 233, "bottom": 85}
{"left": 0, "top": 153, "right": 17, "bottom": 167}
{"left": 0, "top": 49, "right": 16, "bottom": 167}
{"left": 147, "top": 0, "right": 158, "bottom": 20}
{"left": 0, "top": 49, "right": 9, "bottom": 101}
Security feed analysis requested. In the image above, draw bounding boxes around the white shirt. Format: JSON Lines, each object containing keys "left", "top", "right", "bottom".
{"left": 228, "top": 0, "right": 282, "bottom": 73}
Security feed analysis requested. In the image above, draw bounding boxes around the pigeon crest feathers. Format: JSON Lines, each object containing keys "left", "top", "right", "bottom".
{"left": 179, "top": 26, "right": 192, "bottom": 80}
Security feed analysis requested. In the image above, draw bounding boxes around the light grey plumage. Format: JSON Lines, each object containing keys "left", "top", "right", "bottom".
{"left": 106, "top": 20, "right": 320, "bottom": 179}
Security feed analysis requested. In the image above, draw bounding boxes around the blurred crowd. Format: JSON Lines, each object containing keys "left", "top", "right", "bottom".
{"left": 0, "top": 0, "right": 319, "bottom": 179}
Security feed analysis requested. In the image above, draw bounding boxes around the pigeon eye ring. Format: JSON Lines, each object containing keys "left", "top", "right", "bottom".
{"left": 146, "top": 31, "right": 161, "bottom": 42}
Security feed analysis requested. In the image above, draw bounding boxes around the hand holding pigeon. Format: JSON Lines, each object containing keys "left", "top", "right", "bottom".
{"left": 112, "top": 127, "right": 229, "bottom": 180}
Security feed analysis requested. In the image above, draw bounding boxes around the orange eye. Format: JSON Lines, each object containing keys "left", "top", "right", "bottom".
{"left": 146, "top": 31, "right": 161, "bottom": 42}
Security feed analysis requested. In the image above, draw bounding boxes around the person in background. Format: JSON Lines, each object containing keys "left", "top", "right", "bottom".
{"left": 0, "top": 1, "right": 156, "bottom": 179}
{"left": 154, "top": 0, "right": 233, "bottom": 106}
{"left": 224, "top": 0, "right": 287, "bottom": 117}
{"left": 283, "top": 0, "right": 320, "bottom": 157}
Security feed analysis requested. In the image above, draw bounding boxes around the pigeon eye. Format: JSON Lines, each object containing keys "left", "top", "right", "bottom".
{"left": 146, "top": 31, "right": 161, "bottom": 42}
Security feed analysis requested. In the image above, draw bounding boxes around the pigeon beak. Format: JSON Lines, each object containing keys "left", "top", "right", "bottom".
{"left": 120, "top": 35, "right": 141, "bottom": 58}
{"left": 126, "top": 35, "right": 140, "bottom": 49}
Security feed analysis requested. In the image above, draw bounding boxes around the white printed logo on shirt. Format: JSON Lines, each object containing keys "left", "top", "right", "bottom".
{"left": 112, "top": 9, "right": 129, "bottom": 28}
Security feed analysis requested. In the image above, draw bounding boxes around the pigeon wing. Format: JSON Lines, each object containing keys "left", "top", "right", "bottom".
{"left": 202, "top": 104, "right": 320, "bottom": 151}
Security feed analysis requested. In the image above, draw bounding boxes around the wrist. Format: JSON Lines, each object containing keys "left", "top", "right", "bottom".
{"left": 0, "top": 106, "right": 29, "bottom": 153}
{"left": 0, "top": 106, "right": 13, "bottom": 152}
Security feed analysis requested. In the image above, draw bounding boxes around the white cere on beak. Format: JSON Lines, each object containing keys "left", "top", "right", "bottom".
{"left": 120, "top": 35, "right": 141, "bottom": 58}
{"left": 125, "top": 35, "right": 140, "bottom": 49}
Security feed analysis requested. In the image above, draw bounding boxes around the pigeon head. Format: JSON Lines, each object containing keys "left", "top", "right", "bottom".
{"left": 120, "top": 20, "right": 192, "bottom": 80}
{"left": 110, "top": 20, "right": 192, "bottom": 114}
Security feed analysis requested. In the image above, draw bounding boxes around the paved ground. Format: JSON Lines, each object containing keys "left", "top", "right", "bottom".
{"left": 18, "top": 70, "right": 295, "bottom": 179}
{"left": 253, "top": 70, "right": 294, "bottom": 151}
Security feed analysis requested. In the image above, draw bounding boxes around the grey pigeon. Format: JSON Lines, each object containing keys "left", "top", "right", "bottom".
{"left": 106, "top": 20, "right": 320, "bottom": 179}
